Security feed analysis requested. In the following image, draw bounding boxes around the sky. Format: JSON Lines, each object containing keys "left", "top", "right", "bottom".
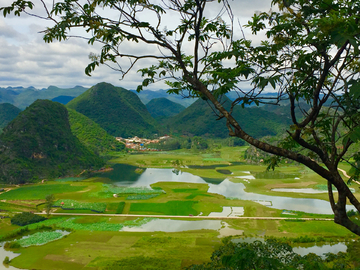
{"left": 0, "top": 0, "right": 272, "bottom": 90}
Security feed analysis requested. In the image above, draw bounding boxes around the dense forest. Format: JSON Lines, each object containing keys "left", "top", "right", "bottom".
{"left": 146, "top": 97, "right": 186, "bottom": 119}
{"left": 67, "top": 108, "right": 125, "bottom": 155}
{"left": 67, "top": 82, "right": 158, "bottom": 138}
{"left": 0, "top": 100, "right": 104, "bottom": 184}
{"left": 165, "top": 96, "right": 291, "bottom": 138}
{"left": 0, "top": 103, "right": 21, "bottom": 132}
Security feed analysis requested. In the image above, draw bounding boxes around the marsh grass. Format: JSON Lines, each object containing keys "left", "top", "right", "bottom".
{"left": 130, "top": 201, "right": 198, "bottom": 215}
{"left": 15, "top": 231, "right": 65, "bottom": 247}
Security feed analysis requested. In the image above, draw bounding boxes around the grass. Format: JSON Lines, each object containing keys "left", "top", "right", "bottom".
{"left": 130, "top": 201, "right": 198, "bottom": 215}
{"left": 9, "top": 229, "right": 219, "bottom": 270}
{"left": 126, "top": 194, "right": 160, "bottom": 200}
{"left": 0, "top": 184, "right": 84, "bottom": 200}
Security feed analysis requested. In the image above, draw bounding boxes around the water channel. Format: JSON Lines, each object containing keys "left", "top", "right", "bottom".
{"left": 99, "top": 164, "right": 355, "bottom": 214}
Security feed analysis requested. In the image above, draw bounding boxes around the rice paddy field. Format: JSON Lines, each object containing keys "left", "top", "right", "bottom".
{"left": 0, "top": 146, "right": 359, "bottom": 269}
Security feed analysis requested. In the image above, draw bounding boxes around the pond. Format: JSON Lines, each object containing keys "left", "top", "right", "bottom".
{"left": 0, "top": 243, "right": 20, "bottom": 270}
{"left": 99, "top": 165, "right": 355, "bottom": 214}
{"left": 292, "top": 242, "right": 347, "bottom": 258}
{"left": 121, "top": 218, "right": 223, "bottom": 232}
{"left": 231, "top": 238, "right": 347, "bottom": 258}
{"left": 120, "top": 219, "right": 244, "bottom": 237}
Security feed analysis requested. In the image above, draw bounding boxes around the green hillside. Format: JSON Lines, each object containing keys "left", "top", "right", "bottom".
{"left": 67, "top": 108, "right": 125, "bottom": 155}
{"left": 146, "top": 98, "right": 185, "bottom": 119}
{"left": 131, "top": 89, "right": 195, "bottom": 107}
{"left": 67, "top": 82, "right": 158, "bottom": 137}
{"left": 0, "top": 100, "right": 104, "bottom": 184}
{"left": 0, "top": 103, "right": 21, "bottom": 132}
{"left": 166, "top": 96, "right": 291, "bottom": 138}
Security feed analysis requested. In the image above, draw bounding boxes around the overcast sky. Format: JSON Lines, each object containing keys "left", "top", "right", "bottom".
{"left": 0, "top": 0, "right": 272, "bottom": 90}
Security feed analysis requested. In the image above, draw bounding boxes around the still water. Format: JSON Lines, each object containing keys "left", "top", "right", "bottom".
{"left": 0, "top": 243, "right": 20, "bottom": 270}
{"left": 100, "top": 164, "right": 355, "bottom": 214}
{"left": 231, "top": 238, "right": 347, "bottom": 258}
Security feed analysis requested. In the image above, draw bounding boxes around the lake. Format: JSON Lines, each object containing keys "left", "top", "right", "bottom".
{"left": 98, "top": 164, "right": 355, "bottom": 214}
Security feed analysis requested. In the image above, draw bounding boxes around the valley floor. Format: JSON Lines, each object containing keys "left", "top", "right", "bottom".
{"left": 0, "top": 147, "right": 359, "bottom": 269}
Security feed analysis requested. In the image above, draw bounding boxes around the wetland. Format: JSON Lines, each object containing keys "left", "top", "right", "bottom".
{"left": 0, "top": 147, "right": 359, "bottom": 269}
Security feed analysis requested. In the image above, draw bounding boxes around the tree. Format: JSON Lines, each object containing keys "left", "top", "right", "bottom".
{"left": 2, "top": 0, "right": 360, "bottom": 234}
{"left": 44, "top": 194, "right": 55, "bottom": 217}
{"left": 186, "top": 238, "right": 352, "bottom": 269}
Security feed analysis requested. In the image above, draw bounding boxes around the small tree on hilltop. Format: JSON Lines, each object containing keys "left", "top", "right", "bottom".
{"left": 2, "top": 0, "right": 360, "bottom": 234}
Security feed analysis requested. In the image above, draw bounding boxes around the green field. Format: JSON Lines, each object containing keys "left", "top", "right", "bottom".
{"left": 0, "top": 146, "right": 359, "bottom": 269}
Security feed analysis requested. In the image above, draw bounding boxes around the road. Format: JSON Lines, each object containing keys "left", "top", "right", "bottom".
{"left": 40, "top": 212, "right": 333, "bottom": 221}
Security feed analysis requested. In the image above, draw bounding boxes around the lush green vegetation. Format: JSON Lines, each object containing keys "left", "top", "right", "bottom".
{"left": 187, "top": 238, "right": 358, "bottom": 269}
{"left": 146, "top": 97, "right": 185, "bottom": 119}
{"left": 67, "top": 82, "right": 158, "bottom": 137}
{"left": 0, "top": 184, "right": 84, "bottom": 200}
{"left": 0, "top": 100, "right": 104, "bottom": 184}
{"left": 16, "top": 231, "right": 65, "bottom": 247}
{"left": 67, "top": 108, "right": 125, "bottom": 155}
{"left": 11, "top": 212, "right": 46, "bottom": 226}
{"left": 165, "top": 96, "right": 290, "bottom": 138}
{"left": 130, "top": 201, "right": 198, "bottom": 215}
{"left": 0, "top": 103, "right": 21, "bottom": 131}
{"left": 0, "top": 147, "right": 358, "bottom": 269}
{"left": 53, "top": 199, "right": 107, "bottom": 212}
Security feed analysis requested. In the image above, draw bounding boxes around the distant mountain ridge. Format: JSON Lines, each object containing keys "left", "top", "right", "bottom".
{"left": 165, "top": 96, "right": 291, "bottom": 138}
{"left": 67, "top": 82, "right": 158, "bottom": 137}
{"left": 0, "top": 100, "right": 104, "bottom": 184}
{"left": 52, "top": 95, "right": 75, "bottom": 104}
{"left": 0, "top": 86, "right": 87, "bottom": 109}
{"left": 146, "top": 98, "right": 186, "bottom": 119}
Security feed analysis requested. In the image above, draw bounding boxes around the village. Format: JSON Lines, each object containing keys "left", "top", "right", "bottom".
{"left": 116, "top": 135, "right": 171, "bottom": 151}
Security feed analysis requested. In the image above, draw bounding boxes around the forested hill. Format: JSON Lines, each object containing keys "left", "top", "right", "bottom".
{"left": 0, "top": 103, "right": 21, "bottom": 131}
{"left": 146, "top": 98, "right": 186, "bottom": 119}
{"left": 165, "top": 96, "right": 292, "bottom": 138}
{"left": 66, "top": 82, "right": 158, "bottom": 138}
{"left": 67, "top": 108, "right": 125, "bottom": 155}
{"left": 0, "top": 100, "right": 104, "bottom": 184}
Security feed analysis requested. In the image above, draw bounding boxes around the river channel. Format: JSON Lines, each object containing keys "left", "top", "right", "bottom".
{"left": 99, "top": 164, "right": 355, "bottom": 215}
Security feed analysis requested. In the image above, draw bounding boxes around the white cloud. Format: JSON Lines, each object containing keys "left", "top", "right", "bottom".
{"left": 0, "top": 0, "right": 272, "bottom": 90}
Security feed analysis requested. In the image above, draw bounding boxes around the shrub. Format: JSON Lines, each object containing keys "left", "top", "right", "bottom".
{"left": 3, "top": 256, "right": 10, "bottom": 264}
{"left": 11, "top": 212, "right": 46, "bottom": 226}
{"left": 4, "top": 241, "right": 21, "bottom": 249}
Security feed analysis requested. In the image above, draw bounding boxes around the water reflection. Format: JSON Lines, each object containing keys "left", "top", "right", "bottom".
{"left": 231, "top": 238, "right": 347, "bottom": 258}
{"left": 121, "top": 219, "right": 222, "bottom": 232}
{"left": 0, "top": 243, "right": 20, "bottom": 270}
{"left": 100, "top": 166, "right": 355, "bottom": 214}
{"left": 272, "top": 188, "right": 329, "bottom": 194}
{"left": 293, "top": 242, "right": 347, "bottom": 258}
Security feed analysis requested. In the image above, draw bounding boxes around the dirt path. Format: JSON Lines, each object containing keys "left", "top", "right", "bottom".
{"left": 338, "top": 168, "right": 360, "bottom": 185}
{"left": 338, "top": 168, "right": 351, "bottom": 178}
{"left": 41, "top": 212, "right": 333, "bottom": 221}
